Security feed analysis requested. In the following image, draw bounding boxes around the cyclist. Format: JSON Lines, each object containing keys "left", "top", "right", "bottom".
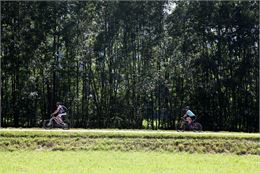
{"left": 182, "top": 106, "right": 196, "bottom": 129}
{"left": 48, "top": 102, "right": 68, "bottom": 126}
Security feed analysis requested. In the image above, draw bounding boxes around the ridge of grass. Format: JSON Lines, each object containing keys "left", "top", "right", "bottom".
{"left": 0, "top": 129, "right": 259, "bottom": 140}
{"left": 0, "top": 129, "right": 259, "bottom": 155}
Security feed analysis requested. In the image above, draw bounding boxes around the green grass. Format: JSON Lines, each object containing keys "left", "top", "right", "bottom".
{"left": 1, "top": 129, "right": 259, "bottom": 139}
{"left": 0, "top": 151, "right": 259, "bottom": 173}
{"left": 0, "top": 129, "right": 259, "bottom": 172}
{"left": 0, "top": 129, "right": 259, "bottom": 155}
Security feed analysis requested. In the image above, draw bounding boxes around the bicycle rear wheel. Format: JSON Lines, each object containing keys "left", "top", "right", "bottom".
{"left": 43, "top": 120, "right": 53, "bottom": 129}
{"left": 193, "top": 122, "right": 202, "bottom": 131}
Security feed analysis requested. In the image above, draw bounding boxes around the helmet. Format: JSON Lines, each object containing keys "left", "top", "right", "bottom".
{"left": 56, "top": 102, "right": 62, "bottom": 106}
{"left": 185, "top": 106, "right": 190, "bottom": 110}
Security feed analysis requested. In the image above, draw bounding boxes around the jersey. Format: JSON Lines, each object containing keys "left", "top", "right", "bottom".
{"left": 57, "top": 105, "right": 67, "bottom": 116}
{"left": 186, "top": 110, "right": 195, "bottom": 117}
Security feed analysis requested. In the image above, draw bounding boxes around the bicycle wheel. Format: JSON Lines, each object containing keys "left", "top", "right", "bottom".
{"left": 192, "top": 122, "right": 202, "bottom": 131}
{"left": 43, "top": 120, "right": 53, "bottom": 129}
{"left": 62, "top": 122, "right": 70, "bottom": 130}
{"left": 176, "top": 121, "right": 188, "bottom": 131}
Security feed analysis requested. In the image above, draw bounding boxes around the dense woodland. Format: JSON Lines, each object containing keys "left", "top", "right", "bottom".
{"left": 1, "top": 1, "right": 259, "bottom": 131}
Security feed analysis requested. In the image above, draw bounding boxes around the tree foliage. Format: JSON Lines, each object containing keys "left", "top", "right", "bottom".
{"left": 1, "top": 1, "right": 259, "bottom": 131}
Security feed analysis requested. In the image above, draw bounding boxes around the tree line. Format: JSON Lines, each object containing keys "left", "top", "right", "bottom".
{"left": 1, "top": 1, "right": 259, "bottom": 132}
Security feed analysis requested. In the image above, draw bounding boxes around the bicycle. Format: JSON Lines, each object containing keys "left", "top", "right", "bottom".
{"left": 176, "top": 117, "right": 202, "bottom": 132}
{"left": 43, "top": 115, "right": 70, "bottom": 130}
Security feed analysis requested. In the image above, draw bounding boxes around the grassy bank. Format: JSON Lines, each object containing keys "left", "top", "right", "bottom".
{"left": 0, "top": 151, "right": 259, "bottom": 173}
{"left": 0, "top": 129, "right": 259, "bottom": 155}
{"left": 0, "top": 129, "right": 259, "bottom": 139}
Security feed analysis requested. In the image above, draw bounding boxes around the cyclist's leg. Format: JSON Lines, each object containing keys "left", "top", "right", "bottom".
{"left": 47, "top": 117, "right": 55, "bottom": 126}
{"left": 56, "top": 114, "right": 65, "bottom": 125}
{"left": 187, "top": 117, "right": 192, "bottom": 125}
{"left": 191, "top": 116, "right": 196, "bottom": 126}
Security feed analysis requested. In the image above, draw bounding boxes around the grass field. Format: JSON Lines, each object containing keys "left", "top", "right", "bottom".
{"left": 0, "top": 129, "right": 259, "bottom": 173}
{"left": 0, "top": 151, "right": 259, "bottom": 173}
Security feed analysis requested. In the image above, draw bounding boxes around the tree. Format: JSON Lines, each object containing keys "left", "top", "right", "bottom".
{"left": 1, "top": 1, "right": 258, "bottom": 131}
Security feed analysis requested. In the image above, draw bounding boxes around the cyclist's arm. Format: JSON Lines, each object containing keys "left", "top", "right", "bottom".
{"left": 51, "top": 108, "right": 59, "bottom": 116}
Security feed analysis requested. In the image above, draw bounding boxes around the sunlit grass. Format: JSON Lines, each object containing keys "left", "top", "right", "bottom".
{"left": 1, "top": 128, "right": 259, "bottom": 139}
{"left": 0, "top": 151, "right": 259, "bottom": 173}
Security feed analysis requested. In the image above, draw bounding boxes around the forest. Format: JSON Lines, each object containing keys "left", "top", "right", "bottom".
{"left": 1, "top": 1, "right": 259, "bottom": 131}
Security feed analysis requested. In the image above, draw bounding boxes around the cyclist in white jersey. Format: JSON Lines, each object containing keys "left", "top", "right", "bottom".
{"left": 48, "top": 102, "right": 67, "bottom": 126}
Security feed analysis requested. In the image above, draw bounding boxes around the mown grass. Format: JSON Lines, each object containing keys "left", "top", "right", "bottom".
{"left": 0, "top": 151, "right": 259, "bottom": 173}
{"left": 0, "top": 129, "right": 259, "bottom": 139}
{"left": 0, "top": 129, "right": 259, "bottom": 155}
